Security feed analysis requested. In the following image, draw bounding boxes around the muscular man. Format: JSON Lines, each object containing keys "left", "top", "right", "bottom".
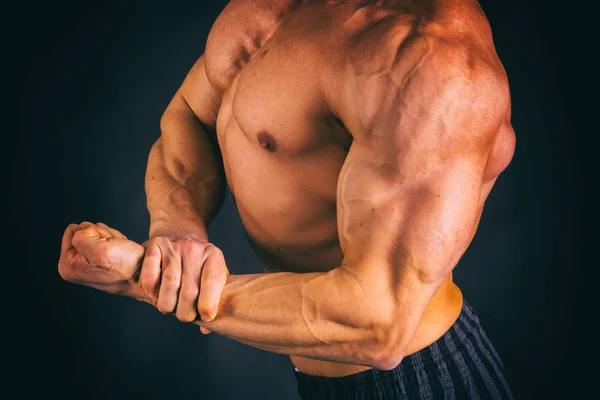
{"left": 59, "top": 0, "right": 515, "bottom": 398}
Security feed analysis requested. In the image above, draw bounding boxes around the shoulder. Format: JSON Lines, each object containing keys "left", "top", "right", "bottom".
{"left": 331, "top": 1, "right": 510, "bottom": 138}
{"left": 204, "top": 0, "right": 283, "bottom": 92}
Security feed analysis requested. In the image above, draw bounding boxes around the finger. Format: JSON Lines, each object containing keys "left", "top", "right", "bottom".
{"left": 156, "top": 249, "right": 182, "bottom": 314}
{"left": 104, "top": 238, "right": 145, "bottom": 278}
{"left": 61, "top": 224, "right": 80, "bottom": 255}
{"left": 94, "top": 224, "right": 112, "bottom": 239}
{"left": 72, "top": 226, "right": 143, "bottom": 276}
{"left": 61, "top": 222, "right": 94, "bottom": 255}
{"left": 96, "top": 222, "right": 127, "bottom": 239}
{"left": 175, "top": 251, "right": 203, "bottom": 322}
{"left": 197, "top": 254, "right": 228, "bottom": 321}
{"left": 72, "top": 226, "right": 105, "bottom": 265}
{"left": 140, "top": 243, "right": 162, "bottom": 299}
{"left": 59, "top": 224, "right": 83, "bottom": 280}
{"left": 200, "top": 326, "right": 212, "bottom": 335}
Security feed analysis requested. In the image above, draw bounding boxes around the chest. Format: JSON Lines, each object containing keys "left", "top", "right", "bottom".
{"left": 231, "top": 41, "right": 333, "bottom": 155}
{"left": 204, "top": 3, "right": 357, "bottom": 158}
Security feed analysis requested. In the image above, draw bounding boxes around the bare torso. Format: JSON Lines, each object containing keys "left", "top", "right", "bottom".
{"left": 203, "top": 0, "right": 515, "bottom": 376}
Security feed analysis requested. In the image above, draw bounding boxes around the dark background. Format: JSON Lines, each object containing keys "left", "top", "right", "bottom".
{"left": 10, "top": 0, "right": 588, "bottom": 398}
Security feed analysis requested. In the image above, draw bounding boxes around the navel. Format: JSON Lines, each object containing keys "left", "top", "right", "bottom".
{"left": 257, "top": 131, "right": 278, "bottom": 152}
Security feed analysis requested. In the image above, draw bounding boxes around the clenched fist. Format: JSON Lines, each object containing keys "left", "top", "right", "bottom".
{"left": 140, "top": 235, "right": 229, "bottom": 324}
{"left": 58, "top": 222, "right": 150, "bottom": 303}
{"left": 58, "top": 222, "right": 230, "bottom": 329}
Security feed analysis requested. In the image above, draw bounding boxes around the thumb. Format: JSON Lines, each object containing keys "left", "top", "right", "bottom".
{"left": 72, "top": 226, "right": 145, "bottom": 278}
{"left": 104, "top": 237, "right": 146, "bottom": 277}
{"left": 71, "top": 226, "right": 104, "bottom": 260}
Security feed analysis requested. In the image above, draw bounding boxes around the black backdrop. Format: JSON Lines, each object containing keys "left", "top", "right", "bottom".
{"left": 10, "top": 1, "right": 588, "bottom": 398}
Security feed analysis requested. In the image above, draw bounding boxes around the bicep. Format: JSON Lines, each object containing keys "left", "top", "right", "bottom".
{"left": 335, "top": 38, "right": 509, "bottom": 292}
{"left": 157, "top": 54, "right": 225, "bottom": 188}
{"left": 336, "top": 131, "right": 484, "bottom": 289}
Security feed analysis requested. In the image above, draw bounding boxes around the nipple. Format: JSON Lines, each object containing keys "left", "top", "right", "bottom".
{"left": 257, "top": 131, "right": 278, "bottom": 152}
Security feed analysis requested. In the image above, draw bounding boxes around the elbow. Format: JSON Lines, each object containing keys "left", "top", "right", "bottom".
{"left": 331, "top": 267, "right": 407, "bottom": 369}
{"left": 371, "top": 354, "right": 404, "bottom": 371}
{"left": 367, "top": 323, "right": 406, "bottom": 370}
{"left": 358, "top": 301, "right": 406, "bottom": 370}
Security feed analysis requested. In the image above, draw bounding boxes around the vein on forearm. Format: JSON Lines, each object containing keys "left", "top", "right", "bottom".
{"left": 193, "top": 270, "right": 383, "bottom": 365}
{"left": 300, "top": 281, "right": 330, "bottom": 346}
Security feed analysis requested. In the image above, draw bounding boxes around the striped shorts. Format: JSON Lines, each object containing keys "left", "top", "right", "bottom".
{"left": 293, "top": 300, "right": 512, "bottom": 399}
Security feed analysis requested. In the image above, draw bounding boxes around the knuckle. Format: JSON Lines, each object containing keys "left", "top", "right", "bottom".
{"left": 180, "top": 286, "right": 198, "bottom": 301}
{"left": 147, "top": 236, "right": 167, "bottom": 246}
{"left": 207, "top": 246, "right": 224, "bottom": 258}
{"left": 178, "top": 237, "right": 195, "bottom": 246}
{"left": 161, "top": 272, "right": 181, "bottom": 286}
{"left": 160, "top": 237, "right": 173, "bottom": 246}
{"left": 180, "top": 238, "right": 202, "bottom": 253}
{"left": 143, "top": 239, "right": 159, "bottom": 250}
{"left": 161, "top": 277, "right": 180, "bottom": 290}
{"left": 186, "top": 244, "right": 203, "bottom": 258}
{"left": 78, "top": 221, "right": 93, "bottom": 230}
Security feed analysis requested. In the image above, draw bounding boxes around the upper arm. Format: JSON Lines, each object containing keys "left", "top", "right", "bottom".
{"left": 150, "top": 54, "right": 226, "bottom": 218}
{"left": 157, "top": 54, "right": 224, "bottom": 169}
{"left": 334, "top": 36, "right": 510, "bottom": 303}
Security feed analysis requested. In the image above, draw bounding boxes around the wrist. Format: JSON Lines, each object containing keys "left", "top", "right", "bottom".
{"left": 149, "top": 217, "right": 209, "bottom": 241}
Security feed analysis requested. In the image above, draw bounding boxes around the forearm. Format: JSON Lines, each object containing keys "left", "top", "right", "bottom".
{"left": 195, "top": 267, "right": 403, "bottom": 368}
{"left": 146, "top": 96, "right": 225, "bottom": 238}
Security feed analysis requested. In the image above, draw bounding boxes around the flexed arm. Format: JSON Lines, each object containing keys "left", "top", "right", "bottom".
{"left": 58, "top": 55, "right": 231, "bottom": 324}
{"left": 146, "top": 55, "right": 224, "bottom": 240}
{"left": 141, "top": 55, "right": 231, "bottom": 322}
{"left": 60, "top": 37, "right": 513, "bottom": 370}
{"left": 194, "top": 38, "right": 513, "bottom": 369}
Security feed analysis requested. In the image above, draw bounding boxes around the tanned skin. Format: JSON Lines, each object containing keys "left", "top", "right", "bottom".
{"left": 59, "top": 0, "right": 515, "bottom": 377}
